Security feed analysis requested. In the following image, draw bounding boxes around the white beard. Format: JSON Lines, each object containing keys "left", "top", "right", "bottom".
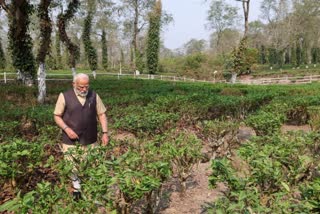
{"left": 75, "top": 88, "right": 88, "bottom": 97}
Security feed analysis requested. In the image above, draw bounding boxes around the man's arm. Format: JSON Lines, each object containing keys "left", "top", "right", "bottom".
{"left": 54, "top": 115, "right": 79, "bottom": 140}
{"left": 98, "top": 113, "right": 108, "bottom": 146}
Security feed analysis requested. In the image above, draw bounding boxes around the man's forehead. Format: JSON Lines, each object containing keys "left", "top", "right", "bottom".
{"left": 76, "top": 79, "right": 89, "bottom": 85}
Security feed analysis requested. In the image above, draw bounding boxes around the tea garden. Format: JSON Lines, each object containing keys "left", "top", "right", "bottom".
{"left": 1, "top": 77, "right": 320, "bottom": 213}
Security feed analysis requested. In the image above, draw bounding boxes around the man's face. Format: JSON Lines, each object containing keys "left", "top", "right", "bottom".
{"left": 73, "top": 78, "right": 89, "bottom": 97}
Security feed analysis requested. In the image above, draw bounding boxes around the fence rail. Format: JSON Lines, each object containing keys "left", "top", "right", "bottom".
{"left": 0, "top": 72, "right": 227, "bottom": 84}
{"left": 1, "top": 72, "right": 320, "bottom": 85}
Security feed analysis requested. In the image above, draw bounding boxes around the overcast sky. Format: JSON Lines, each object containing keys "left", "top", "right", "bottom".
{"left": 162, "top": 0, "right": 263, "bottom": 50}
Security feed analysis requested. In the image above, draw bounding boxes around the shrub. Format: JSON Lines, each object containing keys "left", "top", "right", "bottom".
{"left": 246, "top": 111, "right": 285, "bottom": 136}
{"left": 200, "top": 120, "right": 240, "bottom": 158}
{"left": 307, "top": 106, "right": 320, "bottom": 131}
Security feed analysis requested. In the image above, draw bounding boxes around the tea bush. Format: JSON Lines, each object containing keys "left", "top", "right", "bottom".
{"left": 246, "top": 111, "right": 285, "bottom": 136}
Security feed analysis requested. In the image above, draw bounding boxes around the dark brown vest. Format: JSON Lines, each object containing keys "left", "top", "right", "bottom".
{"left": 62, "top": 89, "right": 97, "bottom": 145}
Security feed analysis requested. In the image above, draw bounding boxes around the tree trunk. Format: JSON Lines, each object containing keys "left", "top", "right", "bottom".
{"left": 242, "top": 0, "right": 250, "bottom": 37}
{"left": 72, "top": 67, "right": 76, "bottom": 77}
{"left": 132, "top": 0, "right": 139, "bottom": 70}
{"left": 37, "top": 63, "right": 46, "bottom": 104}
{"left": 231, "top": 72, "right": 237, "bottom": 83}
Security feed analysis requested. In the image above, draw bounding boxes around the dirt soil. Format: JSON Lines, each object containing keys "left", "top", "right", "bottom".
{"left": 160, "top": 162, "right": 225, "bottom": 214}
{"left": 281, "top": 124, "right": 311, "bottom": 133}
{"left": 159, "top": 125, "right": 311, "bottom": 214}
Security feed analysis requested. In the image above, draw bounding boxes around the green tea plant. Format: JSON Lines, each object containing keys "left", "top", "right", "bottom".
{"left": 199, "top": 119, "right": 240, "bottom": 158}
{"left": 208, "top": 132, "right": 320, "bottom": 213}
{"left": 246, "top": 110, "right": 285, "bottom": 136}
{"left": 162, "top": 131, "right": 202, "bottom": 194}
{"left": 0, "top": 139, "right": 43, "bottom": 191}
{"left": 308, "top": 106, "right": 320, "bottom": 131}
{"left": 114, "top": 108, "right": 178, "bottom": 136}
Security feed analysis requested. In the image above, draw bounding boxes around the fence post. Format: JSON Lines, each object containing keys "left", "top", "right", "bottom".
{"left": 174, "top": 76, "right": 176, "bottom": 81}
{"left": 161, "top": 75, "right": 162, "bottom": 80}
{"left": 118, "top": 73, "right": 120, "bottom": 80}
{"left": 4, "top": 72, "right": 6, "bottom": 84}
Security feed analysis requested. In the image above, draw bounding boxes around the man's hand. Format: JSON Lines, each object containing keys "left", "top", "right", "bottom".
{"left": 65, "top": 127, "right": 79, "bottom": 140}
{"left": 101, "top": 133, "right": 109, "bottom": 146}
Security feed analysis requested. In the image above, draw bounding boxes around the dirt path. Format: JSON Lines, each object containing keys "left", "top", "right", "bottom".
{"left": 160, "top": 162, "right": 224, "bottom": 214}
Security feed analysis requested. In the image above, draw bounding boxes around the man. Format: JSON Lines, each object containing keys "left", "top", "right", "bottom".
{"left": 53, "top": 73, "right": 108, "bottom": 200}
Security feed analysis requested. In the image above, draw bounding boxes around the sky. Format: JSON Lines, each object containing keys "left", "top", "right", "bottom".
{"left": 162, "top": 0, "right": 263, "bottom": 50}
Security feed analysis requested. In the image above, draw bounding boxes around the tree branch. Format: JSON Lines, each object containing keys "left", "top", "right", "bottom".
{"left": 0, "top": 0, "right": 10, "bottom": 14}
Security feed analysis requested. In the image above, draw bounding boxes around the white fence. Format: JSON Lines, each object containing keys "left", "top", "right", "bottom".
{"left": 240, "top": 75, "right": 320, "bottom": 85}
{"left": 0, "top": 72, "right": 227, "bottom": 84}
{"left": 1, "top": 72, "right": 320, "bottom": 85}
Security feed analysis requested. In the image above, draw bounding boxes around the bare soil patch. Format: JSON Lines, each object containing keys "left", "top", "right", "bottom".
{"left": 160, "top": 162, "right": 223, "bottom": 214}
{"left": 281, "top": 124, "right": 311, "bottom": 133}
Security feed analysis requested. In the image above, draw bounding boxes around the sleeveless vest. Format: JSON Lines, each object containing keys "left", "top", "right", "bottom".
{"left": 62, "top": 89, "right": 97, "bottom": 145}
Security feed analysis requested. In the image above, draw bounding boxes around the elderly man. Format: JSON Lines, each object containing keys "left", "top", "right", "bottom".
{"left": 53, "top": 73, "right": 108, "bottom": 200}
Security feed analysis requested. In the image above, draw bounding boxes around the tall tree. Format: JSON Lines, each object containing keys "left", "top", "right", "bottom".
{"left": 0, "top": 38, "right": 5, "bottom": 69}
{"left": 237, "top": 0, "right": 250, "bottom": 37}
{"left": 37, "top": 0, "right": 52, "bottom": 104}
{"left": 146, "top": 0, "right": 161, "bottom": 74}
{"left": 259, "top": 45, "right": 267, "bottom": 64}
{"left": 57, "top": 0, "right": 80, "bottom": 76}
{"left": 230, "top": 37, "right": 257, "bottom": 83}
{"left": 207, "top": 0, "right": 239, "bottom": 53}
{"left": 101, "top": 30, "right": 108, "bottom": 71}
{"left": 184, "top": 39, "right": 206, "bottom": 55}
{"left": 291, "top": 44, "right": 297, "bottom": 67}
{"left": 82, "top": 0, "right": 97, "bottom": 75}
{"left": 1, "top": 0, "right": 35, "bottom": 84}
{"left": 120, "top": 0, "right": 156, "bottom": 70}
{"left": 55, "top": 30, "right": 62, "bottom": 69}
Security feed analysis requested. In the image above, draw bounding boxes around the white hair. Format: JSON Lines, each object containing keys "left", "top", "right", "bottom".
{"left": 73, "top": 73, "right": 89, "bottom": 82}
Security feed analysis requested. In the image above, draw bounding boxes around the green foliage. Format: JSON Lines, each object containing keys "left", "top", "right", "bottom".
{"left": 209, "top": 158, "right": 245, "bottom": 191}
{"left": 101, "top": 30, "right": 108, "bottom": 71}
{"left": 207, "top": 132, "right": 320, "bottom": 213}
{"left": 268, "top": 47, "right": 277, "bottom": 66}
{"left": 184, "top": 53, "right": 206, "bottom": 70}
{"left": 246, "top": 111, "right": 285, "bottom": 136}
{"left": 0, "top": 139, "right": 43, "bottom": 186}
{"left": 291, "top": 45, "right": 297, "bottom": 67}
{"left": 296, "top": 44, "right": 302, "bottom": 66}
{"left": 259, "top": 45, "right": 267, "bottom": 64}
{"left": 311, "top": 47, "right": 320, "bottom": 64}
{"left": 114, "top": 107, "right": 178, "bottom": 136}
{"left": 37, "top": 0, "right": 52, "bottom": 64}
{"left": 301, "top": 178, "right": 320, "bottom": 212}
{"left": 307, "top": 106, "right": 320, "bottom": 131}
{"left": 55, "top": 31, "right": 62, "bottom": 69}
{"left": 0, "top": 121, "right": 20, "bottom": 140}
{"left": 302, "top": 40, "right": 308, "bottom": 65}
{"left": 0, "top": 191, "right": 36, "bottom": 213}
{"left": 162, "top": 131, "right": 202, "bottom": 193}
{"left": 4, "top": 78, "right": 320, "bottom": 212}
{"left": 146, "top": 0, "right": 162, "bottom": 74}
{"left": 230, "top": 38, "right": 258, "bottom": 75}
{"left": 135, "top": 50, "right": 145, "bottom": 73}
{"left": 277, "top": 49, "right": 284, "bottom": 68}
{"left": 82, "top": 12, "right": 98, "bottom": 71}
{"left": 200, "top": 120, "right": 239, "bottom": 157}
{"left": 8, "top": 1, "right": 35, "bottom": 78}
{"left": 57, "top": 0, "right": 80, "bottom": 68}
{"left": 0, "top": 39, "right": 6, "bottom": 69}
